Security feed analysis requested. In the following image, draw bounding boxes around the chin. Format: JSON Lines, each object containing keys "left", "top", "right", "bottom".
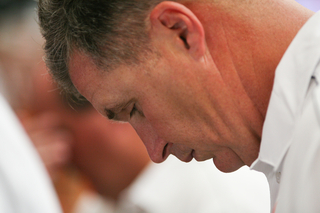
{"left": 212, "top": 157, "right": 244, "bottom": 173}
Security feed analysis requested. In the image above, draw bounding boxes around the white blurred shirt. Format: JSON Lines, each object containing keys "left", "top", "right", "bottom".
{"left": 0, "top": 93, "right": 62, "bottom": 213}
{"left": 251, "top": 11, "right": 320, "bottom": 213}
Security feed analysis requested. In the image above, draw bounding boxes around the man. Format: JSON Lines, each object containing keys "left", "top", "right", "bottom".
{"left": 3, "top": 2, "right": 269, "bottom": 212}
{"left": 38, "top": 0, "right": 319, "bottom": 212}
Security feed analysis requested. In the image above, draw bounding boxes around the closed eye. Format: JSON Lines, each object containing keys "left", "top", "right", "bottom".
{"left": 130, "top": 104, "right": 137, "bottom": 118}
{"left": 105, "top": 109, "right": 116, "bottom": 120}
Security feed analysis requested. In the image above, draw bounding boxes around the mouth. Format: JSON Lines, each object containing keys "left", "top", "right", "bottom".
{"left": 162, "top": 143, "right": 194, "bottom": 162}
{"left": 179, "top": 149, "right": 194, "bottom": 162}
{"left": 186, "top": 149, "right": 195, "bottom": 162}
{"left": 191, "top": 150, "right": 208, "bottom": 162}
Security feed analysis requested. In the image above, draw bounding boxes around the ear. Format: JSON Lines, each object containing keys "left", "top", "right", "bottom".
{"left": 149, "top": 1, "right": 206, "bottom": 61}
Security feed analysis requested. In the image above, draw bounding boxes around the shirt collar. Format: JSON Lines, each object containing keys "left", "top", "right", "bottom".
{"left": 251, "top": 11, "right": 320, "bottom": 174}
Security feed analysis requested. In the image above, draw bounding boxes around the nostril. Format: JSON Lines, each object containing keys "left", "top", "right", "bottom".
{"left": 162, "top": 143, "right": 168, "bottom": 158}
{"left": 147, "top": 139, "right": 171, "bottom": 163}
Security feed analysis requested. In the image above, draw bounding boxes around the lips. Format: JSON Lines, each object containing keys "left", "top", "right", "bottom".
{"left": 163, "top": 143, "right": 194, "bottom": 162}
{"left": 191, "top": 150, "right": 211, "bottom": 161}
{"left": 183, "top": 149, "right": 194, "bottom": 162}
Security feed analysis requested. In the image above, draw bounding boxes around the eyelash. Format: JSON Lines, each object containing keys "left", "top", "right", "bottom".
{"left": 106, "top": 110, "right": 115, "bottom": 120}
{"left": 130, "top": 104, "right": 137, "bottom": 118}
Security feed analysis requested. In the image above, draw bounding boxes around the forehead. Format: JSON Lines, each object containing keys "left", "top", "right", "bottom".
{"left": 68, "top": 51, "right": 101, "bottom": 99}
{"left": 69, "top": 52, "right": 116, "bottom": 114}
{"left": 68, "top": 51, "right": 139, "bottom": 114}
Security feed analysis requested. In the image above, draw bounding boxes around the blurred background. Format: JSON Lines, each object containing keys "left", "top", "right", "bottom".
{"left": 0, "top": 0, "right": 280, "bottom": 212}
{"left": 295, "top": 0, "right": 320, "bottom": 11}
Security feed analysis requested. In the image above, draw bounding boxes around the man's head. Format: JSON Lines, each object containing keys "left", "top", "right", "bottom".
{"left": 38, "top": 0, "right": 166, "bottom": 98}
{"left": 38, "top": 0, "right": 312, "bottom": 172}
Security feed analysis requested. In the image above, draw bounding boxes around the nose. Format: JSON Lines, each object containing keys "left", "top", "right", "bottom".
{"left": 132, "top": 121, "right": 169, "bottom": 163}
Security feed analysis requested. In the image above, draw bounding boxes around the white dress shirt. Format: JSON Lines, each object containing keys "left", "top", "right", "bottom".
{"left": 0, "top": 93, "right": 62, "bottom": 213}
{"left": 251, "top": 11, "right": 320, "bottom": 212}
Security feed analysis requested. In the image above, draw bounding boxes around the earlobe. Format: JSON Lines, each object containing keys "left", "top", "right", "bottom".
{"left": 149, "top": 1, "right": 206, "bottom": 61}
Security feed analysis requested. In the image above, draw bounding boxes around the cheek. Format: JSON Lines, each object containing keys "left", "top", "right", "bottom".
{"left": 138, "top": 89, "right": 201, "bottom": 144}
{"left": 138, "top": 109, "right": 173, "bottom": 141}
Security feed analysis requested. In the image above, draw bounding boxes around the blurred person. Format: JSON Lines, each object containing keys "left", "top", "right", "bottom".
{"left": 0, "top": 0, "right": 72, "bottom": 182}
{"left": 0, "top": 1, "right": 63, "bottom": 212}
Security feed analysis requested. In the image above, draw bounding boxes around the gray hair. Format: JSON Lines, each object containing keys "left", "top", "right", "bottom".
{"left": 37, "top": 0, "right": 167, "bottom": 99}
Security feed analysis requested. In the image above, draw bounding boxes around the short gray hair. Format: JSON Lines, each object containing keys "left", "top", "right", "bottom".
{"left": 38, "top": 0, "right": 164, "bottom": 98}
